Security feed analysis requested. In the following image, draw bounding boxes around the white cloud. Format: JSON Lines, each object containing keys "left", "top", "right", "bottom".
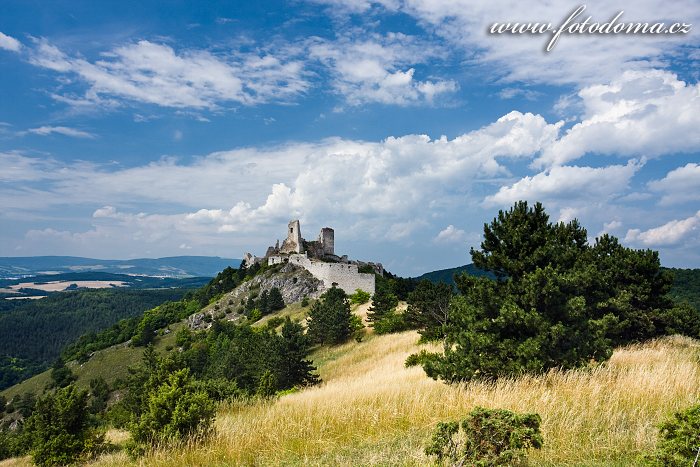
{"left": 434, "top": 225, "right": 467, "bottom": 244}
{"left": 28, "top": 39, "right": 309, "bottom": 109}
{"left": 0, "top": 32, "right": 21, "bottom": 52}
{"left": 25, "top": 126, "right": 96, "bottom": 139}
{"left": 535, "top": 70, "right": 700, "bottom": 167}
{"left": 484, "top": 160, "right": 642, "bottom": 207}
{"left": 597, "top": 219, "right": 623, "bottom": 237}
{"left": 625, "top": 211, "right": 700, "bottom": 246}
{"left": 2, "top": 111, "right": 560, "bottom": 252}
{"left": 311, "top": 0, "right": 700, "bottom": 87}
{"left": 308, "top": 33, "right": 457, "bottom": 105}
{"left": 648, "top": 163, "right": 700, "bottom": 206}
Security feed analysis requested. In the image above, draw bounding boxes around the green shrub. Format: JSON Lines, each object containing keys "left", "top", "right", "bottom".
{"left": 265, "top": 316, "right": 285, "bottom": 330}
{"left": 350, "top": 314, "right": 365, "bottom": 342}
{"left": 248, "top": 308, "right": 262, "bottom": 323}
{"left": 131, "top": 368, "right": 215, "bottom": 446}
{"left": 301, "top": 296, "right": 310, "bottom": 307}
{"left": 373, "top": 311, "right": 411, "bottom": 335}
{"left": 349, "top": 289, "right": 371, "bottom": 305}
{"left": 24, "top": 385, "right": 104, "bottom": 466}
{"left": 648, "top": 404, "right": 700, "bottom": 466}
{"left": 425, "top": 407, "right": 543, "bottom": 466}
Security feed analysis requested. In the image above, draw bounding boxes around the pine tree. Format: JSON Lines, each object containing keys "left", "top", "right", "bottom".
{"left": 367, "top": 283, "right": 398, "bottom": 323}
{"left": 258, "top": 290, "right": 270, "bottom": 315}
{"left": 420, "top": 201, "right": 678, "bottom": 383}
{"left": 307, "top": 286, "right": 352, "bottom": 345}
{"left": 405, "top": 280, "right": 453, "bottom": 341}
{"left": 267, "top": 287, "right": 285, "bottom": 312}
{"left": 277, "top": 317, "right": 319, "bottom": 388}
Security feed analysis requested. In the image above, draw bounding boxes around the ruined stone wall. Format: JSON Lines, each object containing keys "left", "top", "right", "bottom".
{"left": 288, "top": 254, "right": 375, "bottom": 294}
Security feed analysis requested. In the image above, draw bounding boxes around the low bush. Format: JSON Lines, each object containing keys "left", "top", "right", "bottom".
{"left": 425, "top": 407, "right": 543, "bottom": 466}
{"left": 648, "top": 404, "right": 700, "bottom": 466}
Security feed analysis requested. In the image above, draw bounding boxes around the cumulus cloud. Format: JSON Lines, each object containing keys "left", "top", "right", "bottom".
{"left": 308, "top": 33, "right": 457, "bottom": 105}
{"left": 484, "top": 160, "right": 642, "bottom": 207}
{"left": 648, "top": 163, "right": 700, "bottom": 206}
{"left": 625, "top": 211, "right": 700, "bottom": 246}
{"left": 2, "top": 110, "right": 560, "bottom": 252}
{"left": 24, "top": 126, "right": 96, "bottom": 139}
{"left": 27, "top": 39, "right": 309, "bottom": 109}
{"left": 535, "top": 70, "right": 700, "bottom": 167}
{"left": 0, "top": 32, "right": 21, "bottom": 52}
{"left": 434, "top": 225, "right": 467, "bottom": 244}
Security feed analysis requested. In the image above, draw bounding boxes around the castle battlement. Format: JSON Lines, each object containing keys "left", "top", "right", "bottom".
{"left": 243, "top": 220, "right": 380, "bottom": 295}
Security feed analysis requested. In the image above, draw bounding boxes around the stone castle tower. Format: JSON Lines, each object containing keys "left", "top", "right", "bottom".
{"left": 319, "top": 227, "right": 334, "bottom": 256}
{"left": 280, "top": 219, "right": 303, "bottom": 254}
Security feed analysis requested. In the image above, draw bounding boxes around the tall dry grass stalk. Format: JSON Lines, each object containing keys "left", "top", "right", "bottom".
{"left": 90, "top": 333, "right": 700, "bottom": 466}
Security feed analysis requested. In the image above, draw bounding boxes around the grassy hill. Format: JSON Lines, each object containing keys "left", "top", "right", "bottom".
{"left": 3, "top": 296, "right": 700, "bottom": 465}
{"left": 82, "top": 331, "right": 700, "bottom": 466}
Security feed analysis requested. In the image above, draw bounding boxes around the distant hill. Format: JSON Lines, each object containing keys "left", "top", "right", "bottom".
{"left": 416, "top": 263, "right": 493, "bottom": 286}
{"left": 666, "top": 268, "right": 700, "bottom": 311}
{"left": 0, "top": 255, "right": 241, "bottom": 279}
{"left": 419, "top": 265, "right": 700, "bottom": 311}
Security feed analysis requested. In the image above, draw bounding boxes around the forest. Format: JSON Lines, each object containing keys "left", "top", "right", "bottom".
{"left": 0, "top": 288, "right": 194, "bottom": 390}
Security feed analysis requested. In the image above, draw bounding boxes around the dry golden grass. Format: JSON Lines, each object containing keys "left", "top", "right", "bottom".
{"left": 87, "top": 331, "right": 700, "bottom": 467}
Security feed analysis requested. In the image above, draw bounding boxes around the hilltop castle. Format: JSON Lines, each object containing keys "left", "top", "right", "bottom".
{"left": 242, "top": 220, "right": 381, "bottom": 295}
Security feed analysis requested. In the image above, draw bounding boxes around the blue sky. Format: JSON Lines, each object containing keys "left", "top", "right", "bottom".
{"left": 0, "top": 0, "right": 699, "bottom": 276}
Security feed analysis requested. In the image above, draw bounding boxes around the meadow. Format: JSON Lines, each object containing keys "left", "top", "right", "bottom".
{"left": 78, "top": 330, "right": 700, "bottom": 466}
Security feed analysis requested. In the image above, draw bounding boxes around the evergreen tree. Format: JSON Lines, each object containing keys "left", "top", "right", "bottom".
{"left": 420, "top": 201, "right": 677, "bottom": 383}
{"left": 405, "top": 280, "right": 453, "bottom": 341}
{"left": 258, "top": 290, "right": 270, "bottom": 315}
{"left": 268, "top": 287, "right": 285, "bottom": 312}
{"left": 24, "top": 385, "right": 103, "bottom": 467}
{"left": 367, "top": 283, "right": 398, "bottom": 323}
{"left": 49, "top": 359, "right": 76, "bottom": 389}
{"left": 307, "top": 287, "right": 352, "bottom": 345}
{"left": 277, "top": 317, "right": 319, "bottom": 388}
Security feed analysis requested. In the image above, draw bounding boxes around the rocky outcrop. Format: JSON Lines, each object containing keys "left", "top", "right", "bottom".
{"left": 188, "top": 263, "right": 322, "bottom": 330}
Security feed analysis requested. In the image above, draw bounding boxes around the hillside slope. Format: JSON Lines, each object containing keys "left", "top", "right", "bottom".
{"left": 84, "top": 332, "right": 700, "bottom": 466}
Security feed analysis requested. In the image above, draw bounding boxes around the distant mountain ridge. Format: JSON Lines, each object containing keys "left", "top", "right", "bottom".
{"left": 416, "top": 263, "right": 493, "bottom": 286}
{"left": 0, "top": 256, "right": 241, "bottom": 279}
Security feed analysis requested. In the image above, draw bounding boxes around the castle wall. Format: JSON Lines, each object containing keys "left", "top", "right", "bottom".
{"left": 288, "top": 254, "right": 375, "bottom": 295}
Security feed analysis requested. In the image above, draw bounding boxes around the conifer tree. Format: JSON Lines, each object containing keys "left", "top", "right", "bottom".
{"left": 307, "top": 286, "right": 352, "bottom": 345}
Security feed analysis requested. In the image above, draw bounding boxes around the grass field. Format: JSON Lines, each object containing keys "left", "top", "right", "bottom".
{"left": 80, "top": 331, "right": 699, "bottom": 466}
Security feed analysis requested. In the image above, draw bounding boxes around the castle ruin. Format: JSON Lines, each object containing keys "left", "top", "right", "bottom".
{"left": 242, "top": 220, "right": 381, "bottom": 295}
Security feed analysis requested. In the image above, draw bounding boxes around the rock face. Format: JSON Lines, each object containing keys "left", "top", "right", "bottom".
{"left": 188, "top": 262, "right": 322, "bottom": 330}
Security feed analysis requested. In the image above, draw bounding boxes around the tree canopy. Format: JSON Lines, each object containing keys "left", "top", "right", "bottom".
{"left": 420, "top": 201, "right": 694, "bottom": 383}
